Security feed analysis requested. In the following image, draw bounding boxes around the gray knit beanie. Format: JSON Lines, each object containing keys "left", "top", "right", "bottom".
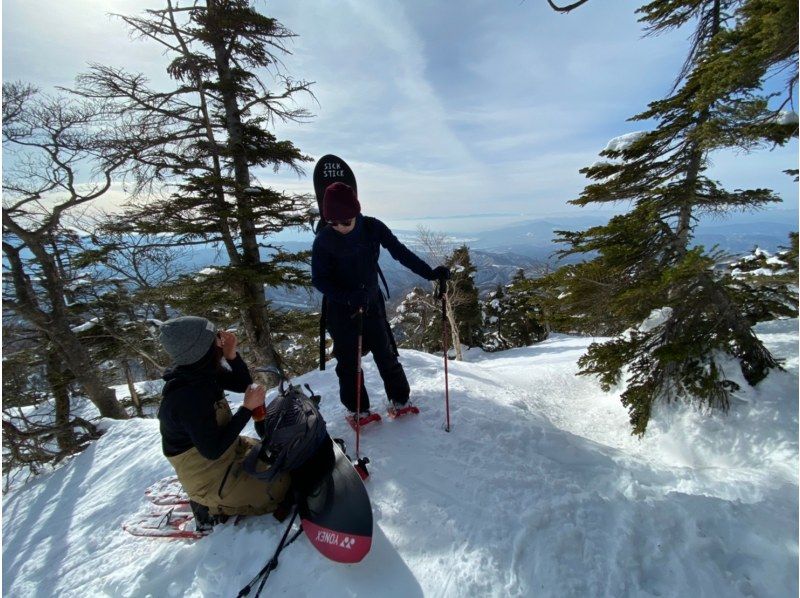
{"left": 159, "top": 316, "right": 217, "bottom": 366}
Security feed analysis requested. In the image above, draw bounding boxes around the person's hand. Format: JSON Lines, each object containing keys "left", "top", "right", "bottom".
{"left": 243, "top": 384, "right": 266, "bottom": 411}
{"left": 431, "top": 266, "right": 451, "bottom": 281}
{"left": 216, "top": 330, "right": 238, "bottom": 360}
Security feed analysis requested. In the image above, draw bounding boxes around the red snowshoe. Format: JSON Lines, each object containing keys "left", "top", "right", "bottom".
{"left": 123, "top": 503, "right": 208, "bottom": 540}
{"left": 144, "top": 475, "right": 189, "bottom": 506}
{"left": 387, "top": 402, "right": 419, "bottom": 420}
{"left": 345, "top": 411, "right": 381, "bottom": 431}
{"left": 124, "top": 476, "right": 236, "bottom": 539}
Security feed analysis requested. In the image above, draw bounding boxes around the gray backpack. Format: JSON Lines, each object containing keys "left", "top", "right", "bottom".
{"left": 243, "top": 383, "right": 327, "bottom": 482}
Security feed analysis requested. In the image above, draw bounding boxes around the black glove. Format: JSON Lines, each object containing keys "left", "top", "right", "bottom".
{"left": 430, "top": 266, "right": 451, "bottom": 281}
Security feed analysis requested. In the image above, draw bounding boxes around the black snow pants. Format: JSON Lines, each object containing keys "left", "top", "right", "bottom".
{"left": 326, "top": 300, "right": 409, "bottom": 413}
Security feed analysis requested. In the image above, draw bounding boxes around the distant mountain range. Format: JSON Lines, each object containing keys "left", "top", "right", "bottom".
{"left": 183, "top": 210, "right": 798, "bottom": 310}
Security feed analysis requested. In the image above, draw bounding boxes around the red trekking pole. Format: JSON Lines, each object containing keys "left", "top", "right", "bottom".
{"left": 353, "top": 307, "right": 370, "bottom": 479}
{"left": 437, "top": 279, "right": 451, "bottom": 432}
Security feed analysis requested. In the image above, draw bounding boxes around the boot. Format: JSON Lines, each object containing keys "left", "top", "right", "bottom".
{"left": 189, "top": 500, "right": 215, "bottom": 532}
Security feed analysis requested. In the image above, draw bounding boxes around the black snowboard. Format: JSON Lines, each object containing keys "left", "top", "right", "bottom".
{"left": 313, "top": 154, "right": 358, "bottom": 225}
{"left": 298, "top": 437, "right": 373, "bottom": 563}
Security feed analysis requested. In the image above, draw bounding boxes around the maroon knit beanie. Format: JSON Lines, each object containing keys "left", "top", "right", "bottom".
{"left": 322, "top": 182, "right": 361, "bottom": 221}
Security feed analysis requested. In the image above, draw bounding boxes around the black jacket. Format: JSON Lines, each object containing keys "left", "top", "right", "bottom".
{"left": 157, "top": 352, "right": 253, "bottom": 459}
{"left": 311, "top": 214, "right": 435, "bottom": 309}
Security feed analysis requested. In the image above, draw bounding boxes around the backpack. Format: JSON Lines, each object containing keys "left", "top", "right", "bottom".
{"left": 243, "top": 383, "right": 327, "bottom": 482}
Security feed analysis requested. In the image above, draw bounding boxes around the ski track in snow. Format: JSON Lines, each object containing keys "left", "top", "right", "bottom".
{"left": 3, "top": 320, "right": 798, "bottom": 597}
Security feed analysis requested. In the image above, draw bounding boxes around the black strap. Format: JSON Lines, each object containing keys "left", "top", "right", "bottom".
{"left": 319, "top": 296, "right": 328, "bottom": 371}
{"left": 376, "top": 294, "right": 399, "bottom": 357}
{"left": 237, "top": 507, "right": 303, "bottom": 598}
{"left": 377, "top": 264, "right": 390, "bottom": 300}
{"left": 364, "top": 217, "right": 390, "bottom": 300}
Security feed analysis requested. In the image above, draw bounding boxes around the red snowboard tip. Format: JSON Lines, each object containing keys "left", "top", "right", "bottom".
{"left": 301, "top": 518, "right": 371, "bottom": 563}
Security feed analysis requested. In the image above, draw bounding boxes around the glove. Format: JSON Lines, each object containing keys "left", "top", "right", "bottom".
{"left": 430, "top": 266, "right": 451, "bottom": 281}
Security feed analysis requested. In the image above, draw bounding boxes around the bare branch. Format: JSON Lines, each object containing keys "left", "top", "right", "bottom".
{"left": 547, "top": 0, "right": 591, "bottom": 13}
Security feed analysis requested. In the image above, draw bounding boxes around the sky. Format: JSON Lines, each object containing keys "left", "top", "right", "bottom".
{"left": 3, "top": 0, "right": 798, "bottom": 234}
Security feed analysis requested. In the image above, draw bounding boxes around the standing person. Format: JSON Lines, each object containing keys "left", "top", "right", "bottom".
{"left": 157, "top": 316, "right": 290, "bottom": 529}
{"left": 311, "top": 182, "right": 450, "bottom": 425}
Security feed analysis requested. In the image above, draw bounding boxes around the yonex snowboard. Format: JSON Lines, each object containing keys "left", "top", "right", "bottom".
{"left": 299, "top": 437, "right": 373, "bottom": 563}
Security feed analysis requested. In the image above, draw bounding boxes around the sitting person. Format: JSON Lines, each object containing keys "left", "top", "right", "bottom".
{"left": 157, "top": 316, "right": 290, "bottom": 528}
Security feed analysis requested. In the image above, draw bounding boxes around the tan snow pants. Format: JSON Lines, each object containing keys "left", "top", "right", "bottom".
{"left": 166, "top": 399, "right": 290, "bottom": 516}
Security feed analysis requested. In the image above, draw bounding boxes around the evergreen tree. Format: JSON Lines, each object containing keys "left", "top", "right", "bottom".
{"left": 725, "top": 243, "right": 799, "bottom": 323}
{"left": 553, "top": 0, "right": 797, "bottom": 435}
{"left": 76, "top": 0, "right": 314, "bottom": 383}
{"left": 482, "top": 284, "right": 508, "bottom": 351}
{"left": 780, "top": 232, "right": 799, "bottom": 279}
{"left": 446, "top": 245, "right": 483, "bottom": 349}
{"left": 533, "top": 260, "right": 623, "bottom": 336}
{"left": 391, "top": 287, "right": 441, "bottom": 353}
{"left": 500, "top": 269, "right": 549, "bottom": 347}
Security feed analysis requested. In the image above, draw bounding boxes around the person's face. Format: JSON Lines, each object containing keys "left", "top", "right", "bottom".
{"left": 329, "top": 218, "right": 356, "bottom": 234}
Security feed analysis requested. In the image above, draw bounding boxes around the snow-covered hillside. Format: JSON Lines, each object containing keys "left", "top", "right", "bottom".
{"left": 3, "top": 320, "right": 798, "bottom": 597}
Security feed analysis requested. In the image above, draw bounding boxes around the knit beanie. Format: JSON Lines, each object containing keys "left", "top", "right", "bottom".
{"left": 159, "top": 316, "right": 217, "bottom": 366}
{"left": 322, "top": 182, "right": 361, "bottom": 221}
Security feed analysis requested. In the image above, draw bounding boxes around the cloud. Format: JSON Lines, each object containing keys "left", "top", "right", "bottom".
{"left": 4, "top": 0, "right": 796, "bottom": 230}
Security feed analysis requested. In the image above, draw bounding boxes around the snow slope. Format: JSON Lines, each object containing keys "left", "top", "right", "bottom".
{"left": 3, "top": 320, "right": 798, "bottom": 597}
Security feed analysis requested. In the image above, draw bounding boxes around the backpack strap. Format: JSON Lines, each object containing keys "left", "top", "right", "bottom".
{"left": 363, "top": 217, "right": 390, "bottom": 300}
{"left": 377, "top": 266, "right": 390, "bottom": 301}
{"left": 319, "top": 296, "right": 327, "bottom": 371}
{"left": 377, "top": 294, "right": 399, "bottom": 357}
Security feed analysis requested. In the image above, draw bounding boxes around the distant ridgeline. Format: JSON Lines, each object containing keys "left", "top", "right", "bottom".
{"left": 76, "top": 214, "right": 796, "bottom": 312}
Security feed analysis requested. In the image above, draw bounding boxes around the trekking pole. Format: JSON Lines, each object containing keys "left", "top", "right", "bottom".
{"left": 354, "top": 307, "right": 364, "bottom": 457}
{"left": 237, "top": 507, "right": 303, "bottom": 597}
{"left": 350, "top": 307, "right": 370, "bottom": 479}
{"left": 437, "top": 279, "right": 451, "bottom": 432}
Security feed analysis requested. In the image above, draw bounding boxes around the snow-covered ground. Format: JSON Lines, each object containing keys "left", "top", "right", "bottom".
{"left": 3, "top": 319, "right": 798, "bottom": 597}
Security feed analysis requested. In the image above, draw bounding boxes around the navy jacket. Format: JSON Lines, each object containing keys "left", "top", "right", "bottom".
{"left": 312, "top": 215, "right": 434, "bottom": 308}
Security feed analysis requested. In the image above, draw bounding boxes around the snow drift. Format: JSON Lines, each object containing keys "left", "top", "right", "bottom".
{"left": 3, "top": 320, "right": 798, "bottom": 597}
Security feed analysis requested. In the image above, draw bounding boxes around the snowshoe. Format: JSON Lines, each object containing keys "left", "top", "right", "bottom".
{"left": 123, "top": 504, "right": 209, "bottom": 540}
{"left": 387, "top": 402, "right": 419, "bottom": 419}
{"left": 144, "top": 475, "right": 190, "bottom": 507}
{"left": 345, "top": 411, "right": 381, "bottom": 431}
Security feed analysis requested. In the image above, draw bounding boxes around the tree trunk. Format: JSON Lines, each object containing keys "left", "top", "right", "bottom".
{"left": 445, "top": 296, "right": 463, "bottom": 361}
{"left": 45, "top": 345, "right": 75, "bottom": 451}
{"left": 673, "top": 0, "right": 721, "bottom": 258}
{"left": 123, "top": 360, "right": 143, "bottom": 417}
{"left": 50, "top": 324, "right": 129, "bottom": 419}
{"left": 206, "top": 0, "right": 282, "bottom": 383}
{"left": 5, "top": 242, "right": 129, "bottom": 419}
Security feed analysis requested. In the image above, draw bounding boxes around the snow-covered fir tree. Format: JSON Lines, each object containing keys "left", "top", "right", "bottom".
{"left": 498, "top": 269, "right": 549, "bottom": 348}
{"left": 551, "top": 0, "right": 798, "bottom": 435}
{"left": 446, "top": 246, "right": 483, "bottom": 349}
{"left": 76, "top": 0, "right": 314, "bottom": 384}
{"left": 391, "top": 287, "right": 441, "bottom": 353}
{"left": 724, "top": 240, "right": 799, "bottom": 324}
{"left": 482, "top": 284, "right": 507, "bottom": 351}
